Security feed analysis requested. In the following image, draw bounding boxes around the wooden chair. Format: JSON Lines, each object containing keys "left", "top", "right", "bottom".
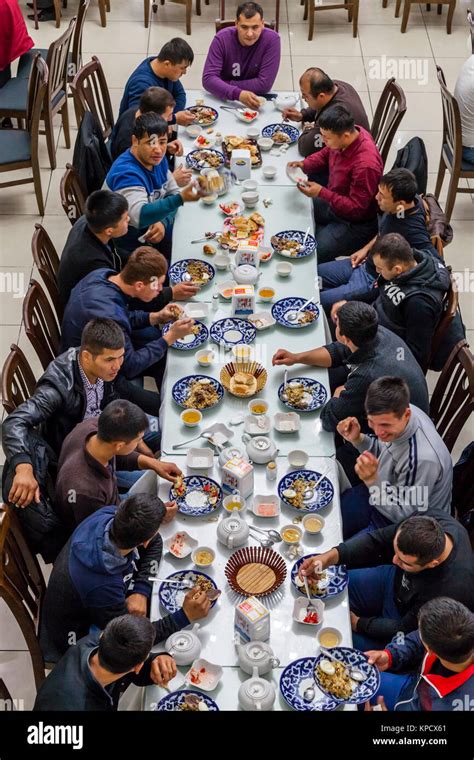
{"left": 70, "top": 56, "right": 114, "bottom": 138}
{"left": 31, "top": 0, "right": 107, "bottom": 29}
{"left": 215, "top": 19, "right": 276, "bottom": 31}
{"left": 1, "top": 345, "right": 37, "bottom": 416}
{"left": 60, "top": 163, "right": 87, "bottom": 225}
{"left": 215, "top": 0, "right": 280, "bottom": 30}
{"left": 435, "top": 66, "right": 474, "bottom": 223}
{"left": 395, "top": 1, "right": 456, "bottom": 34}
{"left": 0, "top": 55, "right": 48, "bottom": 216}
{"left": 430, "top": 340, "right": 474, "bottom": 453}
{"left": 0, "top": 505, "right": 47, "bottom": 690}
{"left": 31, "top": 224, "right": 63, "bottom": 322}
{"left": 145, "top": 0, "right": 199, "bottom": 34}
{"left": 303, "top": 0, "right": 359, "bottom": 41}
{"left": 425, "top": 271, "right": 459, "bottom": 372}
{"left": 370, "top": 77, "right": 407, "bottom": 166}
{"left": 23, "top": 281, "right": 61, "bottom": 372}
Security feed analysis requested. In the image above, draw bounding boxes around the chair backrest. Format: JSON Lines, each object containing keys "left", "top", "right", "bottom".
{"left": 23, "top": 280, "right": 61, "bottom": 371}
{"left": 427, "top": 271, "right": 459, "bottom": 369}
{"left": 1, "top": 344, "right": 37, "bottom": 416}
{"left": 0, "top": 505, "right": 46, "bottom": 689}
{"left": 370, "top": 77, "right": 407, "bottom": 165}
{"left": 45, "top": 18, "right": 75, "bottom": 109}
{"left": 430, "top": 340, "right": 474, "bottom": 453}
{"left": 215, "top": 18, "right": 276, "bottom": 31}
{"left": 436, "top": 65, "right": 463, "bottom": 174}
{"left": 31, "top": 223, "right": 63, "bottom": 321}
{"left": 0, "top": 679, "right": 14, "bottom": 707}
{"left": 70, "top": 55, "right": 114, "bottom": 141}
{"left": 26, "top": 54, "right": 49, "bottom": 137}
{"left": 69, "top": 0, "right": 90, "bottom": 83}
{"left": 60, "top": 163, "right": 86, "bottom": 225}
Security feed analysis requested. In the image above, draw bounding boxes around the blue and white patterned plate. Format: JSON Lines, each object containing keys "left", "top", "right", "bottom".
{"left": 271, "top": 297, "right": 320, "bottom": 329}
{"left": 261, "top": 123, "right": 299, "bottom": 144}
{"left": 210, "top": 317, "right": 256, "bottom": 347}
{"left": 169, "top": 475, "right": 223, "bottom": 516}
{"left": 278, "top": 469, "right": 334, "bottom": 512}
{"left": 188, "top": 105, "right": 219, "bottom": 125}
{"left": 159, "top": 571, "right": 219, "bottom": 614}
{"left": 280, "top": 658, "right": 339, "bottom": 712}
{"left": 186, "top": 148, "right": 225, "bottom": 170}
{"left": 278, "top": 377, "right": 327, "bottom": 412}
{"left": 172, "top": 374, "right": 224, "bottom": 410}
{"left": 155, "top": 689, "right": 219, "bottom": 712}
{"left": 168, "top": 259, "right": 215, "bottom": 287}
{"left": 162, "top": 320, "right": 208, "bottom": 350}
{"left": 291, "top": 557, "right": 348, "bottom": 601}
{"left": 314, "top": 647, "right": 380, "bottom": 705}
{"left": 271, "top": 229, "right": 317, "bottom": 258}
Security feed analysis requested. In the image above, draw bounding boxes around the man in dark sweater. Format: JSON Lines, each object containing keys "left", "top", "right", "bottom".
{"left": 61, "top": 248, "right": 195, "bottom": 384}
{"left": 55, "top": 401, "right": 181, "bottom": 530}
{"left": 282, "top": 67, "right": 370, "bottom": 162}
{"left": 272, "top": 302, "right": 429, "bottom": 433}
{"left": 319, "top": 168, "right": 440, "bottom": 311}
{"left": 34, "top": 615, "right": 178, "bottom": 711}
{"left": 288, "top": 106, "right": 383, "bottom": 262}
{"left": 299, "top": 512, "right": 474, "bottom": 652}
{"left": 39, "top": 494, "right": 212, "bottom": 663}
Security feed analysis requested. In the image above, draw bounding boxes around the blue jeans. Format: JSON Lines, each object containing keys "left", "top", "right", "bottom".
{"left": 462, "top": 146, "right": 474, "bottom": 165}
{"left": 341, "top": 483, "right": 392, "bottom": 540}
{"left": 371, "top": 672, "right": 414, "bottom": 710}
{"left": 318, "top": 259, "right": 376, "bottom": 310}
{"left": 313, "top": 198, "right": 379, "bottom": 264}
{"left": 349, "top": 564, "right": 401, "bottom": 651}
{"left": 116, "top": 414, "right": 161, "bottom": 491}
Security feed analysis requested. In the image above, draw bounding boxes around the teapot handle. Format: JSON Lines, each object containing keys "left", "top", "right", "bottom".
{"left": 255, "top": 700, "right": 262, "bottom": 711}
{"left": 270, "top": 656, "right": 280, "bottom": 669}
{"left": 191, "top": 623, "right": 201, "bottom": 635}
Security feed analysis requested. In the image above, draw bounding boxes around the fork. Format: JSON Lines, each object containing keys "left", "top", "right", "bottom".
{"left": 148, "top": 577, "right": 194, "bottom": 588}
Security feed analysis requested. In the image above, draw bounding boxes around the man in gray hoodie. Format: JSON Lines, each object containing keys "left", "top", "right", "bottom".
{"left": 337, "top": 376, "right": 452, "bottom": 539}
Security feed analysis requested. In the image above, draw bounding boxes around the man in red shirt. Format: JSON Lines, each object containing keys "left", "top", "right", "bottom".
{"left": 0, "top": 0, "right": 33, "bottom": 87}
{"left": 288, "top": 105, "right": 383, "bottom": 264}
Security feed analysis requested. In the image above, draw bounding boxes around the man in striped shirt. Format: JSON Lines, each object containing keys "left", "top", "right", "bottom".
{"left": 337, "top": 376, "right": 452, "bottom": 539}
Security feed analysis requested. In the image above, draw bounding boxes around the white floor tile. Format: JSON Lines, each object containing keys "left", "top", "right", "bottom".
{"left": 359, "top": 23, "right": 432, "bottom": 57}
{"left": 82, "top": 19, "right": 150, "bottom": 54}
{"left": 288, "top": 24, "right": 363, "bottom": 56}
{"left": 0, "top": 650, "right": 38, "bottom": 710}
{"left": 290, "top": 55, "right": 368, "bottom": 92}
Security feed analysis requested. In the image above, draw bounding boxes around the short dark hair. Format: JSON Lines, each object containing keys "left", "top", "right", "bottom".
{"left": 121, "top": 247, "right": 168, "bottom": 285}
{"left": 337, "top": 302, "right": 378, "bottom": 346}
{"left": 236, "top": 2, "right": 263, "bottom": 19}
{"left": 301, "top": 68, "right": 335, "bottom": 98}
{"left": 318, "top": 104, "right": 355, "bottom": 135}
{"left": 85, "top": 190, "right": 128, "bottom": 233}
{"left": 418, "top": 598, "right": 474, "bottom": 664}
{"left": 380, "top": 168, "right": 418, "bottom": 203}
{"left": 157, "top": 38, "right": 194, "bottom": 65}
{"left": 80, "top": 318, "right": 125, "bottom": 356}
{"left": 372, "top": 233, "right": 415, "bottom": 267}
{"left": 98, "top": 615, "right": 155, "bottom": 673}
{"left": 365, "top": 377, "right": 410, "bottom": 418}
{"left": 396, "top": 516, "right": 446, "bottom": 565}
{"left": 132, "top": 113, "right": 168, "bottom": 141}
{"left": 97, "top": 400, "right": 148, "bottom": 444}
{"left": 139, "top": 86, "right": 175, "bottom": 115}
{"left": 111, "top": 493, "right": 166, "bottom": 549}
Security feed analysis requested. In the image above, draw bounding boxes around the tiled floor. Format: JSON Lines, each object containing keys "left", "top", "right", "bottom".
{"left": 0, "top": 0, "right": 473, "bottom": 709}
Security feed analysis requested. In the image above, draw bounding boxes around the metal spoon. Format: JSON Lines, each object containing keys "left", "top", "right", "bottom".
{"left": 172, "top": 431, "right": 215, "bottom": 450}
{"left": 148, "top": 577, "right": 194, "bottom": 588}
{"left": 303, "top": 575, "right": 317, "bottom": 615}
{"left": 248, "top": 525, "right": 282, "bottom": 542}
{"left": 302, "top": 225, "right": 311, "bottom": 248}
{"left": 287, "top": 296, "right": 317, "bottom": 323}
{"left": 303, "top": 684, "right": 316, "bottom": 702}
{"left": 319, "top": 647, "right": 367, "bottom": 682}
{"left": 190, "top": 231, "right": 220, "bottom": 244}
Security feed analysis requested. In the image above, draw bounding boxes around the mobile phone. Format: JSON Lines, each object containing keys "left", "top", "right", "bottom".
{"left": 261, "top": 93, "right": 278, "bottom": 100}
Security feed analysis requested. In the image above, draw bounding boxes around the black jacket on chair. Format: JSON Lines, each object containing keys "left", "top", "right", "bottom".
{"left": 72, "top": 111, "right": 112, "bottom": 197}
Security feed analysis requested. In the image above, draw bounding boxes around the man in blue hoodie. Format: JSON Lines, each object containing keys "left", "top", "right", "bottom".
{"left": 106, "top": 112, "right": 201, "bottom": 258}
{"left": 39, "top": 494, "right": 213, "bottom": 663}
{"left": 364, "top": 598, "right": 474, "bottom": 712}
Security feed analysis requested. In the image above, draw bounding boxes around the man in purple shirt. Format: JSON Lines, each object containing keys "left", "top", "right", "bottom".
{"left": 202, "top": 2, "right": 281, "bottom": 109}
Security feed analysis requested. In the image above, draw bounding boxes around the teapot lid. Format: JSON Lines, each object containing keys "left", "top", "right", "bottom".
{"left": 167, "top": 631, "right": 196, "bottom": 652}
{"left": 222, "top": 515, "right": 246, "bottom": 534}
{"left": 242, "top": 677, "right": 273, "bottom": 701}
{"left": 245, "top": 641, "right": 269, "bottom": 661}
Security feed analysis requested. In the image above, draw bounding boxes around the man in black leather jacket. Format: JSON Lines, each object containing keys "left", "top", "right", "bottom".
{"left": 2, "top": 318, "right": 161, "bottom": 509}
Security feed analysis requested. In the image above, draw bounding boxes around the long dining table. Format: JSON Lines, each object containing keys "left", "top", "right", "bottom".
{"left": 141, "top": 90, "right": 355, "bottom": 712}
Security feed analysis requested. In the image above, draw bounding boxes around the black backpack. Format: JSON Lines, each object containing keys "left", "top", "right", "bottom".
{"left": 391, "top": 137, "right": 428, "bottom": 195}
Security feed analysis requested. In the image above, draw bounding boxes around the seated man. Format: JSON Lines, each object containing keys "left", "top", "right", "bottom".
{"left": 119, "top": 38, "right": 195, "bottom": 126}
{"left": 288, "top": 105, "right": 383, "bottom": 263}
{"left": 55, "top": 400, "right": 181, "bottom": 530}
{"left": 282, "top": 67, "right": 369, "bottom": 161}
{"left": 272, "top": 302, "right": 429, "bottom": 434}
{"left": 319, "top": 168, "right": 441, "bottom": 311}
{"left": 111, "top": 86, "right": 182, "bottom": 163}
{"left": 365, "top": 598, "right": 474, "bottom": 712}
{"left": 39, "top": 494, "right": 212, "bottom": 663}
{"left": 60, "top": 248, "right": 195, "bottom": 385}
{"left": 105, "top": 113, "right": 200, "bottom": 258}
{"left": 58, "top": 190, "right": 198, "bottom": 307}
{"left": 454, "top": 48, "right": 474, "bottom": 166}
{"left": 337, "top": 377, "right": 452, "bottom": 539}
{"left": 202, "top": 2, "right": 281, "bottom": 109}
{"left": 34, "top": 615, "right": 178, "bottom": 711}
{"left": 299, "top": 512, "right": 474, "bottom": 652}
{"left": 2, "top": 319, "right": 162, "bottom": 511}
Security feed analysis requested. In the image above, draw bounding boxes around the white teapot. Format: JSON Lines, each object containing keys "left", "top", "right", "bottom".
{"left": 216, "top": 513, "right": 249, "bottom": 549}
{"left": 238, "top": 667, "right": 276, "bottom": 711}
{"left": 230, "top": 263, "right": 261, "bottom": 285}
{"left": 243, "top": 434, "right": 278, "bottom": 464}
{"left": 235, "top": 638, "right": 280, "bottom": 676}
{"left": 165, "top": 623, "right": 202, "bottom": 666}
